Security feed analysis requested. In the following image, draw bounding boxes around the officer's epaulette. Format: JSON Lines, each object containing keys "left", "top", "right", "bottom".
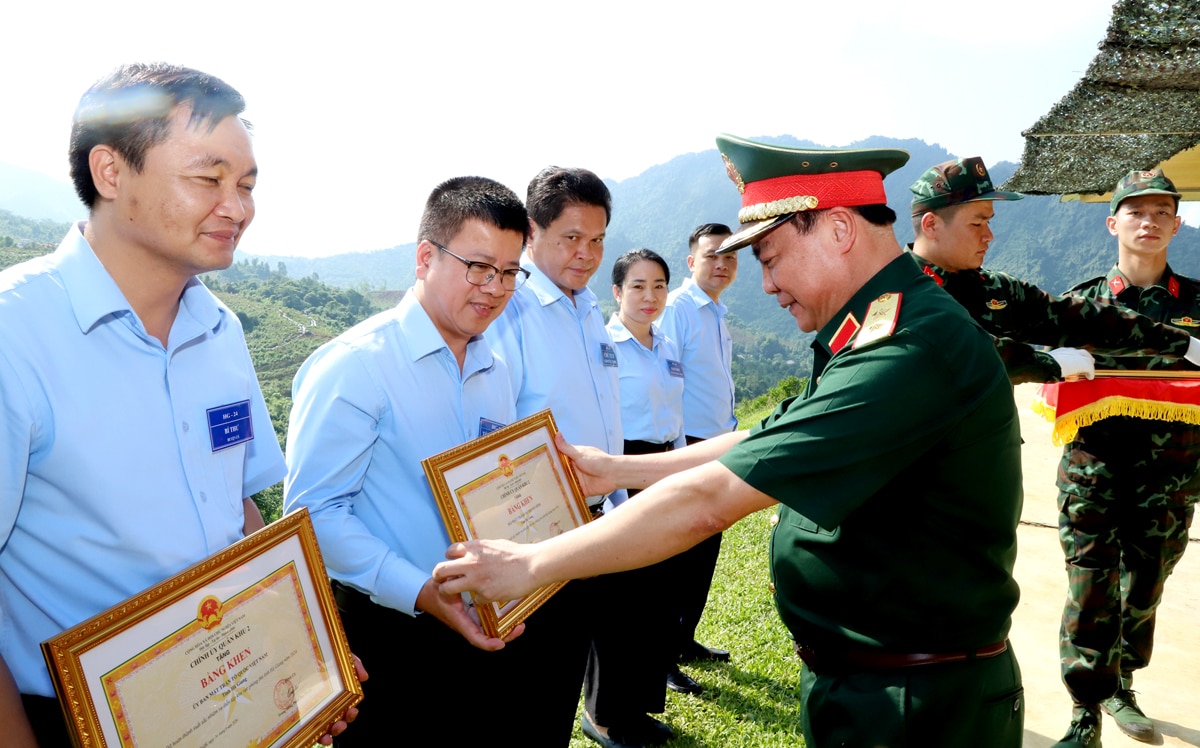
{"left": 853, "top": 292, "right": 902, "bottom": 349}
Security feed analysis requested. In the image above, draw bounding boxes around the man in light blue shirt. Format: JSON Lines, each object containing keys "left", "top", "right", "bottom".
{"left": 285, "top": 177, "right": 562, "bottom": 742}
{"left": 657, "top": 223, "right": 740, "bottom": 678}
{"left": 487, "top": 169, "right": 624, "bottom": 502}
{"left": 0, "top": 64, "right": 288, "bottom": 745}
{"left": 487, "top": 168, "right": 671, "bottom": 748}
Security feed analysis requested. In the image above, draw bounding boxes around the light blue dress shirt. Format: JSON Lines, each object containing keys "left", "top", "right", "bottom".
{"left": 284, "top": 292, "right": 516, "bottom": 616}
{"left": 606, "top": 315, "right": 686, "bottom": 448}
{"left": 0, "top": 224, "right": 284, "bottom": 696}
{"left": 486, "top": 260, "right": 623, "bottom": 506}
{"left": 658, "top": 277, "right": 737, "bottom": 439}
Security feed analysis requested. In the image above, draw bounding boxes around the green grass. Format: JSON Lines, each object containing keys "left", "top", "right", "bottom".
{"left": 567, "top": 508, "right": 806, "bottom": 747}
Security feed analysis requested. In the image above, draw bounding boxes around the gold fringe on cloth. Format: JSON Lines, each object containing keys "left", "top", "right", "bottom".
{"left": 1034, "top": 375, "right": 1200, "bottom": 446}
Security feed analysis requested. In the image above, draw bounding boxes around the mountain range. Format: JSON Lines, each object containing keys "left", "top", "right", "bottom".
{"left": 6, "top": 134, "right": 1200, "bottom": 347}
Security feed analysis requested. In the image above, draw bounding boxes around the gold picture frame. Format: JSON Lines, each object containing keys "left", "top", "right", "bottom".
{"left": 422, "top": 409, "right": 591, "bottom": 639}
{"left": 41, "top": 508, "right": 362, "bottom": 748}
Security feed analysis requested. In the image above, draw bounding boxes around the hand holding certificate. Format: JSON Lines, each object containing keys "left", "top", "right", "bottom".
{"left": 41, "top": 509, "right": 362, "bottom": 748}
{"left": 422, "top": 410, "right": 591, "bottom": 639}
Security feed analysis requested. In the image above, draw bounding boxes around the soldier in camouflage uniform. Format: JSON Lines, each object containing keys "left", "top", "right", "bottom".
{"left": 1051, "top": 169, "right": 1200, "bottom": 748}
{"left": 908, "top": 157, "right": 1200, "bottom": 385}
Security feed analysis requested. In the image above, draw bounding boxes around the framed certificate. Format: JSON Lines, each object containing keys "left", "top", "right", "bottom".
{"left": 41, "top": 508, "right": 362, "bottom": 748}
{"left": 422, "top": 409, "right": 591, "bottom": 639}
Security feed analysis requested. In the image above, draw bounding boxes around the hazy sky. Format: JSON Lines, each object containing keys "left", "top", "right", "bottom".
{"left": 1, "top": 0, "right": 1121, "bottom": 258}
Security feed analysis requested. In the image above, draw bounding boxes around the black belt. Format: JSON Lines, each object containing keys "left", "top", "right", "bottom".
{"left": 623, "top": 439, "right": 675, "bottom": 455}
{"left": 794, "top": 639, "right": 1008, "bottom": 675}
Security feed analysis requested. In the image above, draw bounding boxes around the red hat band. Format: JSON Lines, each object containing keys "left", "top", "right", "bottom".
{"left": 739, "top": 170, "right": 887, "bottom": 222}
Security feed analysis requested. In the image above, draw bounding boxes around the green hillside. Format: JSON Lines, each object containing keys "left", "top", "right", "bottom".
{"left": 0, "top": 208, "right": 72, "bottom": 245}
{"left": 0, "top": 248, "right": 385, "bottom": 521}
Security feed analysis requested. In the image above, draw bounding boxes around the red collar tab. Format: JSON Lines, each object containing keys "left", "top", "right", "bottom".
{"left": 922, "top": 264, "right": 944, "bottom": 286}
{"left": 1108, "top": 276, "right": 1126, "bottom": 295}
{"left": 829, "top": 312, "right": 861, "bottom": 354}
{"left": 1168, "top": 275, "right": 1180, "bottom": 298}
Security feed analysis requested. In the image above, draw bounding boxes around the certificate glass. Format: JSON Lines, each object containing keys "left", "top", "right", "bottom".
{"left": 422, "top": 409, "right": 591, "bottom": 638}
{"left": 41, "top": 508, "right": 362, "bottom": 748}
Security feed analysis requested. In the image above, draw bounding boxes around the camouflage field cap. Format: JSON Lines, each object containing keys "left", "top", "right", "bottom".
{"left": 1110, "top": 168, "right": 1181, "bottom": 215}
{"left": 715, "top": 133, "right": 909, "bottom": 253}
{"left": 909, "top": 157, "right": 1022, "bottom": 215}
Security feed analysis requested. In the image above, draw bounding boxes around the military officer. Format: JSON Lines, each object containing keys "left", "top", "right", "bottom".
{"left": 435, "top": 134, "right": 1027, "bottom": 748}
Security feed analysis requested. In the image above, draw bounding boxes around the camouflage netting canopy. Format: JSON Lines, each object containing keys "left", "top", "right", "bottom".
{"left": 1003, "top": 0, "right": 1200, "bottom": 196}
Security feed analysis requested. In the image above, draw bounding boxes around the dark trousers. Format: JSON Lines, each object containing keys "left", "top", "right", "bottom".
{"left": 334, "top": 581, "right": 589, "bottom": 745}
{"left": 671, "top": 434, "right": 725, "bottom": 654}
{"left": 800, "top": 643, "right": 1024, "bottom": 747}
{"left": 583, "top": 566, "right": 673, "bottom": 723}
{"left": 20, "top": 694, "right": 72, "bottom": 748}
{"left": 582, "top": 440, "right": 677, "bottom": 724}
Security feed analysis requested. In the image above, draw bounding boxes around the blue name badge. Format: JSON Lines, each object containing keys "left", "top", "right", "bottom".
{"left": 601, "top": 343, "right": 618, "bottom": 368}
{"left": 479, "top": 417, "right": 507, "bottom": 436}
{"left": 667, "top": 359, "right": 684, "bottom": 378}
{"left": 207, "top": 399, "right": 254, "bottom": 452}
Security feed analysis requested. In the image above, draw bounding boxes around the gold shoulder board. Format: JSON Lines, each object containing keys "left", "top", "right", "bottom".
{"left": 853, "top": 292, "right": 902, "bottom": 349}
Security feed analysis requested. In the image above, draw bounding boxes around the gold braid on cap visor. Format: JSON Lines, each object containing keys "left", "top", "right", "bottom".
{"left": 738, "top": 195, "right": 820, "bottom": 222}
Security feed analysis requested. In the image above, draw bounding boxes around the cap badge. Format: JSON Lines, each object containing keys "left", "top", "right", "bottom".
{"left": 722, "top": 153, "right": 746, "bottom": 194}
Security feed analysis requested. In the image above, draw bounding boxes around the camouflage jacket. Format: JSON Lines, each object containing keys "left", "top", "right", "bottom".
{"left": 1064, "top": 264, "right": 1200, "bottom": 506}
{"left": 1068, "top": 264, "right": 1200, "bottom": 372}
{"left": 908, "top": 250, "right": 1192, "bottom": 384}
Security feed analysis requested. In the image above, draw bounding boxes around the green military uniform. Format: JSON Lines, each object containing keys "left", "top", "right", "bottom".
{"left": 719, "top": 253, "right": 1025, "bottom": 747}
{"left": 1057, "top": 263, "right": 1200, "bottom": 707}
{"left": 910, "top": 252, "right": 1193, "bottom": 383}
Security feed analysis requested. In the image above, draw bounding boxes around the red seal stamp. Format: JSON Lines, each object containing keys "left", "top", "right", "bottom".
{"left": 274, "top": 678, "right": 296, "bottom": 710}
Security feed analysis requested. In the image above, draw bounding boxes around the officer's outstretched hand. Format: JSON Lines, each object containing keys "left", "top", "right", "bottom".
{"left": 436, "top": 539, "right": 541, "bottom": 607}
{"left": 1185, "top": 337, "right": 1200, "bottom": 366}
{"left": 1050, "top": 347, "right": 1096, "bottom": 380}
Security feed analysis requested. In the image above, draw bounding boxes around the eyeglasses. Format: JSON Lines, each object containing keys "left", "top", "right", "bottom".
{"left": 428, "top": 240, "right": 530, "bottom": 292}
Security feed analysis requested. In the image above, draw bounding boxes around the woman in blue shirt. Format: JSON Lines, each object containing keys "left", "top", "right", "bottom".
{"left": 583, "top": 249, "right": 693, "bottom": 748}
{"left": 607, "top": 248, "right": 686, "bottom": 454}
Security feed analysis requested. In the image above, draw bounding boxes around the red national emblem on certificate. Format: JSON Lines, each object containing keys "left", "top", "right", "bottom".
{"left": 197, "top": 595, "right": 223, "bottom": 630}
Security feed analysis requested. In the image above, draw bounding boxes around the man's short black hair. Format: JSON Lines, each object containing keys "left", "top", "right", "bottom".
{"left": 791, "top": 204, "right": 897, "bottom": 235}
{"left": 70, "top": 63, "right": 248, "bottom": 210}
{"left": 418, "top": 176, "right": 529, "bottom": 246}
{"left": 526, "top": 166, "right": 611, "bottom": 229}
{"left": 688, "top": 223, "right": 732, "bottom": 253}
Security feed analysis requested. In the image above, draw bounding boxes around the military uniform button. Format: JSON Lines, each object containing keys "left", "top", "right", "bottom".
{"left": 769, "top": 513, "right": 779, "bottom": 526}
{"left": 768, "top": 582, "right": 776, "bottom": 594}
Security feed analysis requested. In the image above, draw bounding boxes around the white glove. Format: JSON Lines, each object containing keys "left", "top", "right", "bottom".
{"left": 1049, "top": 347, "right": 1095, "bottom": 380}
{"left": 1186, "top": 337, "right": 1200, "bottom": 366}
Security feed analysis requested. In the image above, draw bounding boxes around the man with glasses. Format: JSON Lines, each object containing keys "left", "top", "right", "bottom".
{"left": 284, "top": 176, "right": 532, "bottom": 742}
